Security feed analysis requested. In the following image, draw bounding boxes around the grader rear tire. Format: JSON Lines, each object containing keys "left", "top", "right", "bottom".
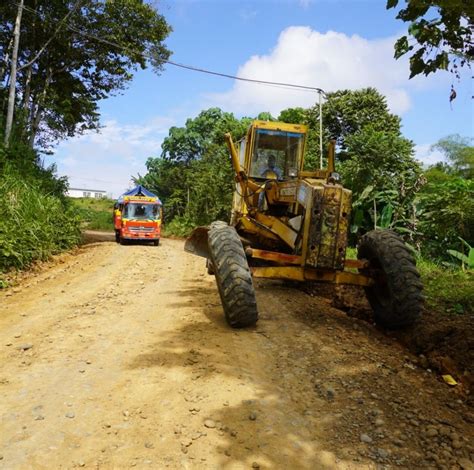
{"left": 357, "top": 230, "right": 423, "bottom": 329}
{"left": 208, "top": 221, "right": 258, "bottom": 328}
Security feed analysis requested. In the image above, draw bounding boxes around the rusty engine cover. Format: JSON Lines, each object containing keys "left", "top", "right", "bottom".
{"left": 306, "top": 184, "right": 351, "bottom": 270}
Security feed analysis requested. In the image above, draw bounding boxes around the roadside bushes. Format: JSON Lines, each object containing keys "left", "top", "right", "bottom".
{"left": 417, "top": 257, "right": 473, "bottom": 315}
{"left": 417, "top": 174, "right": 474, "bottom": 261}
{"left": 0, "top": 165, "right": 81, "bottom": 276}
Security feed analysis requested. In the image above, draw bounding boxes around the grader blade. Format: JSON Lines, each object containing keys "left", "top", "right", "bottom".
{"left": 184, "top": 226, "right": 210, "bottom": 259}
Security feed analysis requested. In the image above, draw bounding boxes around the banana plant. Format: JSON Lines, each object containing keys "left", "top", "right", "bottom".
{"left": 350, "top": 185, "right": 398, "bottom": 233}
{"left": 447, "top": 237, "right": 474, "bottom": 270}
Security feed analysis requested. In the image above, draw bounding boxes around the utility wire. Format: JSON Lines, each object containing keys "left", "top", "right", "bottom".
{"left": 164, "top": 59, "right": 324, "bottom": 93}
{"left": 11, "top": 0, "right": 325, "bottom": 95}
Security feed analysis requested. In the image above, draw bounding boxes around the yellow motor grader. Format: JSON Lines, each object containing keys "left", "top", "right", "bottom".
{"left": 185, "top": 120, "right": 423, "bottom": 329}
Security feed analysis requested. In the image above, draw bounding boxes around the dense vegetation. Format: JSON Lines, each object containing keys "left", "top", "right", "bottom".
{"left": 0, "top": 144, "right": 81, "bottom": 283}
{"left": 418, "top": 258, "right": 473, "bottom": 315}
{"left": 0, "top": 0, "right": 171, "bottom": 282}
{"left": 1, "top": 0, "right": 171, "bottom": 148}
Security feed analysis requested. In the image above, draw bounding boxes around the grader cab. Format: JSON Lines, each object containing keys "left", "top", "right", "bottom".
{"left": 185, "top": 120, "right": 423, "bottom": 329}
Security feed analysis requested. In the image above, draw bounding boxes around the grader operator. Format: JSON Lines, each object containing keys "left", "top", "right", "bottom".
{"left": 185, "top": 120, "right": 423, "bottom": 330}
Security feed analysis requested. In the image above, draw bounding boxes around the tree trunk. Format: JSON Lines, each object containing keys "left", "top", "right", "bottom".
{"left": 20, "top": 64, "right": 33, "bottom": 140}
{"left": 22, "top": 2, "right": 37, "bottom": 141}
{"left": 4, "top": 0, "right": 24, "bottom": 146}
{"left": 22, "top": 65, "right": 33, "bottom": 112}
{"left": 28, "top": 68, "right": 52, "bottom": 148}
{"left": 373, "top": 198, "right": 377, "bottom": 230}
{"left": 22, "top": 1, "right": 37, "bottom": 115}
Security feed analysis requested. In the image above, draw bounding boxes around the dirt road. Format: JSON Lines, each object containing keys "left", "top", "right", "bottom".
{"left": 0, "top": 238, "right": 473, "bottom": 469}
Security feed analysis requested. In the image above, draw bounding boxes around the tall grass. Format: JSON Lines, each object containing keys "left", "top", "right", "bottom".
{"left": 416, "top": 257, "right": 473, "bottom": 315}
{"left": 0, "top": 165, "right": 81, "bottom": 276}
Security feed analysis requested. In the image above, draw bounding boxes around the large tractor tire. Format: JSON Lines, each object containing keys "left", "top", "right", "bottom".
{"left": 208, "top": 221, "right": 258, "bottom": 328}
{"left": 357, "top": 230, "right": 423, "bottom": 329}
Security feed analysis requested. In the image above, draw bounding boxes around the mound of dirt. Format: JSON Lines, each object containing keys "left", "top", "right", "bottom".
{"left": 307, "top": 283, "right": 474, "bottom": 403}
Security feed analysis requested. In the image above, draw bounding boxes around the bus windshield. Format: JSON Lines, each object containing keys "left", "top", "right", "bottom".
{"left": 123, "top": 203, "right": 160, "bottom": 220}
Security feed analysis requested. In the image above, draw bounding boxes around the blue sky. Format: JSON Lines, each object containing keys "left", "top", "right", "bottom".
{"left": 49, "top": 0, "right": 473, "bottom": 197}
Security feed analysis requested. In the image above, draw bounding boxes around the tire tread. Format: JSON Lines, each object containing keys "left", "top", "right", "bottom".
{"left": 208, "top": 221, "right": 258, "bottom": 328}
{"left": 358, "top": 229, "right": 423, "bottom": 329}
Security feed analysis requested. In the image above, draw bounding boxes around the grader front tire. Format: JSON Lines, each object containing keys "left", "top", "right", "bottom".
{"left": 358, "top": 230, "right": 423, "bottom": 329}
{"left": 208, "top": 221, "right": 258, "bottom": 328}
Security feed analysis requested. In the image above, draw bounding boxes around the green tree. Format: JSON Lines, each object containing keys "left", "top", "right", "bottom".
{"left": 307, "top": 88, "right": 402, "bottom": 159}
{"left": 0, "top": 0, "right": 171, "bottom": 148}
{"left": 305, "top": 88, "right": 422, "bottom": 237}
{"left": 417, "top": 178, "right": 474, "bottom": 258}
{"left": 137, "top": 158, "right": 189, "bottom": 220}
{"left": 415, "top": 135, "right": 474, "bottom": 258}
{"left": 387, "top": 0, "right": 473, "bottom": 79}
{"left": 278, "top": 107, "right": 307, "bottom": 124}
{"left": 161, "top": 108, "right": 250, "bottom": 163}
{"left": 256, "top": 112, "right": 276, "bottom": 122}
{"left": 341, "top": 125, "right": 423, "bottom": 235}
{"left": 431, "top": 134, "right": 474, "bottom": 178}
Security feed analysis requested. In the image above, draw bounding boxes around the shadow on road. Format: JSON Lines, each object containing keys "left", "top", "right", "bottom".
{"left": 125, "top": 275, "right": 473, "bottom": 468}
{"left": 81, "top": 230, "right": 115, "bottom": 244}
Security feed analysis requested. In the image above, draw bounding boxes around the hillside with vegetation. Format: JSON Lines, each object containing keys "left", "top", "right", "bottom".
{"left": 0, "top": 0, "right": 171, "bottom": 283}
{"left": 0, "top": 145, "right": 81, "bottom": 284}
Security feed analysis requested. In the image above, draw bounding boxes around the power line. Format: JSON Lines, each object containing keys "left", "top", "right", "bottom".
{"left": 164, "top": 59, "right": 324, "bottom": 93}
{"left": 10, "top": 0, "right": 325, "bottom": 95}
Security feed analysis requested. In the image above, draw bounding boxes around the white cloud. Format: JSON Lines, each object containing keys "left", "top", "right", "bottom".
{"left": 48, "top": 117, "right": 175, "bottom": 197}
{"left": 206, "top": 26, "right": 438, "bottom": 116}
{"left": 414, "top": 144, "right": 445, "bottom": 166}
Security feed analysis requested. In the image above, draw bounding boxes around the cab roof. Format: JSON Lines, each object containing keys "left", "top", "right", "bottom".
{"left": 251, "top": 120, "right": 308, "bottom": 135}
